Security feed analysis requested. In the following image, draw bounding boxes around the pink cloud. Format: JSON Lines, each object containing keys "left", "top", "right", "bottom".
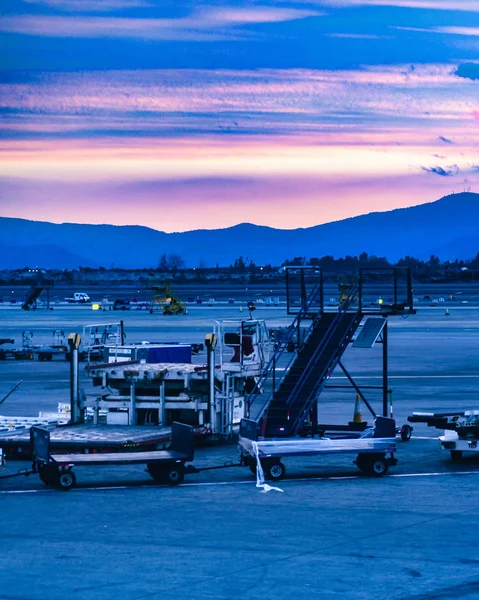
{"left": 319, "top": 0, "right": 479, "bottom": 12}
{"left": 0, "top": 66, "right": 471, "bottom": 131}
{"left": 1, "top": 133, "right": 478, "bottom": 190}
{"left": 23, "top": 0, "right": 152, "bottom": 11}
{"left": 0, "top": 7, "right": 321, "bottom": 40}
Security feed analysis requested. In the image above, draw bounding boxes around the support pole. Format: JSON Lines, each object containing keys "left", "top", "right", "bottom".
{"left": 319, "top": 269, "right": 324, "bottom": 314}
{"left": 129, "top": 380, "right": 136, "bottom": 425}
{"left": 300, "top": 269, "right": 307, "bottom": 307}
{"left": 68, "top": 333, "right": 83, "bottom": 424}
{"left": 407, "top": 267, "right": 413, "bottom": 311}
{"left": 310, "top": 400, "right": 318, "bottom": 437}
{"left": 272, "top": 354, "right": 276, "bottom": 397}
{"left": 382, "top": 321, "right": 388, "bottom": 418}
{"left": 159, "top": 381, "right": 165, "bottom": 425}
{"left": 358, "top": 269, "right": 363, "bottom": 312}
{"left": 393, "top": 269, "right": 398, "bottom": 307}
{"left": 205, "top": 334, "right": 217, "bottom": 433}
{"left": 286, "top": 268, "right": 291, "bottom": 315}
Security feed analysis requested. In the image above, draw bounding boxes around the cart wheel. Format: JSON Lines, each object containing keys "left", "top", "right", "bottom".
{"left": 57, "top": 470, "right": 76, "bottom": 490}
{"left": 354, "top": 455, "right": 369, "bottom": 472}
{"left": 248, "top": 459, "right": 257, "bottom": 475}
{"left": 165, "top": 464, "right": 185, "bottom": 486}
{"left": 400, "top": 425, "right": 412, "bottom": 442}
{"left": 38, "top": 464, "right": 58, "bottom": 486}
{"left": 451, "top": 450, "right": 463, "bottom": 461}
{"left": 264, "top": 461, "right": 286, "bottom": 482}
{"left": 369, "top": 458, "right": 388, "bottom": 477}
{"left": 147, "top": 464, "right": 167, "bottom": 482}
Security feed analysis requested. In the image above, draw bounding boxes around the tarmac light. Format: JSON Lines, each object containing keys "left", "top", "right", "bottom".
{"left": 2, "top": 469, "right": 479, "bottom": 495}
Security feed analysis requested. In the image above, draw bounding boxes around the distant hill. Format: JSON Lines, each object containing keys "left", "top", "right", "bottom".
{"left": 0, "top": 242, "right": 99, "bottom": 270}
{"left": 0, "top": 192, "right": 478, "bottom": 269}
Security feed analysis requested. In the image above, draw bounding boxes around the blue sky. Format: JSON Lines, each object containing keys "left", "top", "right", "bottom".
{"left": 0, "top": 0, "right": 478, "bottom": 231}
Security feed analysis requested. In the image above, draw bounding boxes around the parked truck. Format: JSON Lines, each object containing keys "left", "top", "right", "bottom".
{"left": 65, "top": 293, "right": 91, "bottom": 304}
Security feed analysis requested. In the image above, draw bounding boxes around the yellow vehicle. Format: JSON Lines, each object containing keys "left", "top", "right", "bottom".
{"left": 149, "top": 280, "right": 187, "bottom": 315}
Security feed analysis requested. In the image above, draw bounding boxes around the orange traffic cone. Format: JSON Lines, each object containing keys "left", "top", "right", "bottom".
{"left": 353, "top": 394, "right": 363, "bottom": 423}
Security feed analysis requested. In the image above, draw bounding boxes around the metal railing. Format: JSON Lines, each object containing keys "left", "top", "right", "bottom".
{"left": 284, "top": 279, "right": 361, "bottom": 433}
{"left": 246, "top": 278, "right": 324, "bottom": 420}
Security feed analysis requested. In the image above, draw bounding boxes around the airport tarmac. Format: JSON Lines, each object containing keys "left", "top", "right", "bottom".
{"left": 1, "top": 302, "right": 479, "bottom": 598}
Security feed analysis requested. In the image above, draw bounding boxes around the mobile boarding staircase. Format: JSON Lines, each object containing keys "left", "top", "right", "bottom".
{"left": 246, "top": 268, "right": 415, "bottom": 439}
{"left": 21, "top": 275, "right": 54, "bottom": 311}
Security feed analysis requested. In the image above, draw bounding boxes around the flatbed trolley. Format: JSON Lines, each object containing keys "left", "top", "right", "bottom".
{"left": 0, "top": 422, "right": 194, "bottom": 490}
{"left": 238, "top": 417, "right": 398, "bottom": 481}
{"left": 0, "top": 424, "right": 172, "bottom": 459}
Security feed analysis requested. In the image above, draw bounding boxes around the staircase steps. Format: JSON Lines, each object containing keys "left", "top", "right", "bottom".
{"left": 262, "top": 310, "right": 362, "bottom": 437}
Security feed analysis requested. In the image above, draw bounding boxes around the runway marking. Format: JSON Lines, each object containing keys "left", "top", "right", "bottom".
{"left": 332, "top": 375, "right": 479, "bottom": 379}
{"left": 3, "top": 375, "right": 479, "bottom": 386}
{"left": 2, "top": 469, "right": 479, "bottom": 495}
{"left": 272, "top": 372, "right": 479, "bottom": 379}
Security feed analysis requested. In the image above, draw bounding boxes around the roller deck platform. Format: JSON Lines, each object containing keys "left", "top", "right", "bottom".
{"left": 0, "top": 424, "right": 171, "bottom": 459}
{"left": 0, "top": 423, "right": 193, "bottom": 490}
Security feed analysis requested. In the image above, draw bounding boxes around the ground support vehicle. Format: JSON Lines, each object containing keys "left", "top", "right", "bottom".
{"left": 439, "top": 430, "right": 479, "bottom": 460}
{"left": 0, "top": 332, "right": 35, "bottom": 360}
{"left": 238, "top": 417, "right": 398, "bottom": 481}
{"left": 0, "top": 423, "right": 193, "bottom": 490}
{"left": 65, "top": 293, "right": 90, "bottom": 304}
{"left": 409, "top": 410, "right": 479, "bottom": 461}
{"left": 33, "top": 330, "right": 68, "bottom": 361}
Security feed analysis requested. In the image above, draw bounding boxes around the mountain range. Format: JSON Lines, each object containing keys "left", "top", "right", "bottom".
{"left": 0, "top": 192, "right": 478, "bottom": 269}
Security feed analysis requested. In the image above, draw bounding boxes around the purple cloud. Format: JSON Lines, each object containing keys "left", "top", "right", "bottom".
{"left": 421, "top": 165, "right": 460, "bottom": 176}
{"left": 0, "top": 7, "right": 322, "bottom": 40}
{"left": 23, "top": 0, "right": 152, "bottom": 11}
{"left": 437, "top": 136, "right": 454, "bottom": 144}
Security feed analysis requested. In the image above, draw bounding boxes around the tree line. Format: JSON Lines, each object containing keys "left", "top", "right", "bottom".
{"left": 155, "top": 252, "right": 479, "bottom": 275}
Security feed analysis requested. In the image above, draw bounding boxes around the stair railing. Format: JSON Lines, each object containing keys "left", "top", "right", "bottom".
{"left": 283, "top": 279, "right": 361, "bottom": 431}
{"left": 246, "top": 279, "right": 323, "bottom": 420}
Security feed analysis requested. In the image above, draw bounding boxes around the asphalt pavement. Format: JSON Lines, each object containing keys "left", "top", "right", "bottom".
{"left": 1, "top": 301, "right": 479, "bottom": 598}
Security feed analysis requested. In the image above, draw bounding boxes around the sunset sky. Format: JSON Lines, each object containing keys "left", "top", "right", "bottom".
{"left": 1, "top": 0, "right": 479, "bottom": 232}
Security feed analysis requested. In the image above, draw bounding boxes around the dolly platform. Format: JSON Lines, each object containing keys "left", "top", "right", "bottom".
{"left": 238, "top": 417, "right": 398, "bottom": 480}
{"left": 0, "top": 424, "right": 171, "bottom": 459}
{"left": 0, "top": 422, "right": 195, "bottom": 490}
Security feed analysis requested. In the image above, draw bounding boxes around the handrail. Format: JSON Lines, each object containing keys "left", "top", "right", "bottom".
{"left": 284, "top": 279, "right": 361, "bottom": 430}
{"left": 246, "top": 278, "right": 323, "bottom": 419}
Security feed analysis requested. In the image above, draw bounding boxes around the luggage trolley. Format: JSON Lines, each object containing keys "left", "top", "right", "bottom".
{"left": 31, "top": 422, "right": 195, "bottom": 490}
{"left": 239, "top": 417, "right": 398, "bottom": 481}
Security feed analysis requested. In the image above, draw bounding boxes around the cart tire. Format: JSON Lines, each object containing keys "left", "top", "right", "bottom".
{"left": 57, "top": 470, "right": 76, "bottom": 490}
{"left": 354, "top": 454, "right": 371, "bottom": 472}
{"left": 369, "top": 458, "right": 388, "bottom": 477}
{"left": 400, "top": 425, "right": 412, "bottom": 442}
{"left": 39, "top": 464, "right": 58, "bottom": 486}
{"left": 264, "top": 461, "right": 286, "bottom": 482}
{"left": 451, "top": 450, "right": 463, "bottom": 461}
{"left": 165, "top": 464, "right": 184, "bottom": 486}
{"left": 147, "top": 463, "right": 167, "bottom": 482}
